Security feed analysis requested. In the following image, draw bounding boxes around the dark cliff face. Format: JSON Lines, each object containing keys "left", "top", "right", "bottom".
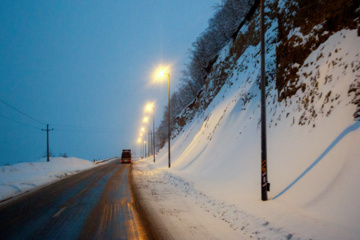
{"left": 172, "top": 0, "right": 360, "bottom": 138}
{"left": 275, "top": 0, "right": 360, "bottom": 102}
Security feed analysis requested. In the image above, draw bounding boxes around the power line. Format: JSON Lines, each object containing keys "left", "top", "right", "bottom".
{"left": 53, "top": 124, "right": 129, "bottom": 134}
{"left": 57, "top": 124, "right": 124, "bottom": 134}
{"left": 0, "top": 113, "right": 129, "bottom": 136}
{"left": 0, "top": 98, "right": 127, "bottom": 134}
{"left": 0, "top": 114, "right": 126, "bottom": 134}
{"left": 0, "top": 98, "right": 46, "bottom": 125}
{"left": 57, "top": 129, "right": 128, "bottom": 135}
{"left": 52, "top": 124, "right": 124, "bottom": 132}
{"left": 0, "top": 114, "right": 41, "bottom": 130}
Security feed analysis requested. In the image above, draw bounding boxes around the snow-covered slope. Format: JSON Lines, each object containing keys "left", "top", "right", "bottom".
{"left": 135, "top": 1, "right": 360, "bottom": 239}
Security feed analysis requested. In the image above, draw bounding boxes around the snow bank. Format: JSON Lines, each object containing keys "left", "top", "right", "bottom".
{"left": 0, "top": 157, "right": 96, "bottom": 202}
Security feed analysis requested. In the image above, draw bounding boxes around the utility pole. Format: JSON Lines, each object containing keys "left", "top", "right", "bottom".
{"left": 42, "top": 124, "right": 54, "bottom": 162}
{"left": 260, "top": 0, "right": 270, "bottom": 201}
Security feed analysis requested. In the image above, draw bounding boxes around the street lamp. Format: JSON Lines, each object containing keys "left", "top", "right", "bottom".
{"left": 145, "top": 103, "right": 155, "bottom": 163}
{"left": 143, "top": 116, "right": 151, "bottom": 157}
{"left": 157, "top": 69, "right": 171, "bottom": 168}
{"left": 139, "top": 133, "right": 144, "bottom": 158}
{"left": 144, "top": 140, "right": 147, "bottom": 158}
{"left": 140, "top": 128, "right": 146, "bottom": 158}
{"left": 137, "top": 137, "right": 142, "bottom": 159}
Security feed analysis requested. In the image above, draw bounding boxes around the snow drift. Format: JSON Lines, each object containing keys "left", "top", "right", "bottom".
{"left": 0, "top": 157, "right": 96, "bottom": 202}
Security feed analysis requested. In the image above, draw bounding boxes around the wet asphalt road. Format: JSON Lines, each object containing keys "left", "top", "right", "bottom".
{"left": 0, "top": 159, "right": 150, "bottom": 240}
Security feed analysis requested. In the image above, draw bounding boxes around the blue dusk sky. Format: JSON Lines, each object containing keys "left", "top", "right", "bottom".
{"left": 0, "top": 0, "right": 220, "bottom": 165}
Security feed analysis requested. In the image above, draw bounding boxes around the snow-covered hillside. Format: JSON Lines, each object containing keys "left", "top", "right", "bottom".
{"left": 134, "top": 1, "right": 360, "bottom": 239}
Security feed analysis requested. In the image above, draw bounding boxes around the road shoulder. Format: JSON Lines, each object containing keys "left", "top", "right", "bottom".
{"left": 130, "top": 164, "right": 174, "bottom": 240}
{"left": 130, "top": 161, "right": 244, "bottom": 240}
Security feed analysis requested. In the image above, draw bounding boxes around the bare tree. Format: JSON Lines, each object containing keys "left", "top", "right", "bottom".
{"left": 155, "top": 0, "right": 255, "bottom": 150}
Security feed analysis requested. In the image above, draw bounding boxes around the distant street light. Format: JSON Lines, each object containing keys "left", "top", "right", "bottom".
{"left": 145, "top": 103, "right": 155, "bottom": 163}
{"left": 143, "top": 116, "right": 151, "bottom": 157}
{"left": 157, "top": 69, "right": 171, "bottom": 168}
{"left": 137, "top": 137, "right": 142, "bottom": 159}
{"left": 144, "top": 140, "right": 146, "bottom": 158}
{"left": 140, "top": 128, "right": 146, "bottom": 158}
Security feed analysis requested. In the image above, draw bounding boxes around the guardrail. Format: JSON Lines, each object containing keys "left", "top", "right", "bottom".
{"left": 93, "top": 157, "right": 118, "bottom": 165}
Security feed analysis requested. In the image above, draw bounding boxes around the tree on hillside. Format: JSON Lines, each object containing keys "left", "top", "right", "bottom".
{"left": 155, "top": 0, "right": 255, "bottom": 151}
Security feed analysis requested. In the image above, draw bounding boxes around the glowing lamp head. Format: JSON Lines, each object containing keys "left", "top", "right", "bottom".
{"left": 158, "top": 70, "right": 165, "bottom": 77}
{"left": 145, "top": 103, "right": 154, "bottom": 112}
{"left": 153, "top": 65, "right": 170, "bottom": 81}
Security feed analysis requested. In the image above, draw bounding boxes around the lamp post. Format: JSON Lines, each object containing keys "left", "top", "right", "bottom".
{"left": 168, "top": 74, "right": 170, "bottom": 168}
{"left": 137, "top": 137, "right": 142, "bottom": 159}
{"left": 141, "top": 128, "right": 146, "bottom": 158}
{"left": 144, "top": 140, "right": 147, "bottom": 158}
{"left": 152, "top": 107, "right": 155, "bottom": 162}
{"left": 158, "top": 70, "right": 171, "bottom": 168}
{"left": 140, "top": 133, "right": 144, "bottom": 159}
{"left": 144, "top": 117, "right": 151, "bottom": 157}
{"left": 146, "top": 104, "right": 155, "bottom": 163}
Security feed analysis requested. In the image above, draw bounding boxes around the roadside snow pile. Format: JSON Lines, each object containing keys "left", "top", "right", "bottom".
{"left": 0, "top": 157, "right": 95, "bottom": 202}
{"left": 133, "top": 161, "right": 246, "bottom": 240}
{"left": 134, "top": 25, "right": 360, "bottom": 240}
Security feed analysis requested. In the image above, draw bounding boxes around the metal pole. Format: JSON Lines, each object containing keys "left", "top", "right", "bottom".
{"left": 260, "top": 0, "right": 269, "bottom": 201}
{"left": 144, "top": 135, "right": 146, "bottom": 159}
{"left": 149, "top": 120, "right": 151, "bottom": 157}
{"left": 168, "top": 73, "right": 171, "bottom": 168}
{"left": 153, "top": 107, "right": 155, "bottom": 163}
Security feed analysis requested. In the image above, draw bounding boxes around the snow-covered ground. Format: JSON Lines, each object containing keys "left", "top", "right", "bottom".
{"left": 132, "top": 27, "right": 360, "bottom": 240}
{"left": 0, "top": 5, "right": 357, "bottom": 240}
{"left": 0, "top": 157, "right": 109, "bottom": 202}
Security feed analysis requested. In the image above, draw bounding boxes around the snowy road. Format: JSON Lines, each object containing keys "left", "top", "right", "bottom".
{"left": 0, "top": 159, "right": 151, "bottom": 240}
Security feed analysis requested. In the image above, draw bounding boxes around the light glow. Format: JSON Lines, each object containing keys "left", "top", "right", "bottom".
{"left": 145, "top": 102, "right": 154, "bottom": 112}
{"left": 153, "top": 65, "right": 171, "bottom": 81}
{"left": 158, "top": 70, "right": 165, "bottom": 77}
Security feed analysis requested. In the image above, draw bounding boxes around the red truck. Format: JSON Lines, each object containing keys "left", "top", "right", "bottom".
{"left": 121, "top": 149, "right": 132, "bottom": 164}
